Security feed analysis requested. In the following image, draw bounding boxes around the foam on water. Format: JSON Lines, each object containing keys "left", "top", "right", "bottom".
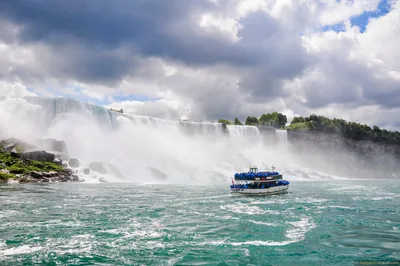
{"left": 1, "top": 181, "right": 399, "bottom": 265}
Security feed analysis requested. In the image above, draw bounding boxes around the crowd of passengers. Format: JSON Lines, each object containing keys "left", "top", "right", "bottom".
{"left": 230, "top": 181, "right": 283, "bottom": 189}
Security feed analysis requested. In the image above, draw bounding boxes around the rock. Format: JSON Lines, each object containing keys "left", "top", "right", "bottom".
{"left": 71, "top": 175, "right": 79, "bottom": 182}
{"left": 53, "top": 158, "right": 62, "bottom": 166}
{"left": 0, "top": 162, "right": 6, "bottom": 169}
{"left": 62, "top": 168, "right": 74, "bottom": 175}
{"left": 89, "top": 161, "right": 123, "bottom": 177}
{"left": 37, "top": 138, "right": 68, "bottom": 153}
{"left": 83, "top": 168, "right": 90, "bottom": 175}
{"left": 98, "top": 176, "right": 107, "bottom": 182}
{"left": 56, "top": 153, "right": 70, "bottom": 161}
{"left": 19, "top": 176, "right": 33, "bottom": 183}
{"left": 43, "top": 171, "right": 58, "bottom": 178}
{"left": 0, "top": 138, "right": 36, "bottom": 152}
{"left": 30, "top": 171, "right": 45, "bottom": 179}
{"left": 1, "top": 169, "right": 10, "bottom": 174}
{"left": 7, "top": 178, "right": 19, "bottom": 184}
{"left": 5, "top": 143, "right": 17, "bottom": 151}
{"left": 68, "top": 158, "right": 80, "bottom": 168}
{"left": 89, "top": 162, "right": 107, "bottom": 174}
{"left": 13, "top": 150, "right": 55, "bottom": 162}
{"left": 148, "top": 167, "right": 167, "bottom": 180}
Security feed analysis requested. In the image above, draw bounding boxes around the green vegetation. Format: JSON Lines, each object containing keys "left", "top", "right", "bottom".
{"left": 218, "top": 119, "right": 232, "bottom": 125}
{"left": 245, "top": 116, "right": 259, "bottom": 125}
{"left": 0, "top": 150, "right": 63, "bottom": 181}
{"left": 287, "top": 114, "right": 400, "bottom": 145}
{"left": 0, "top": 172, "right": 15, "bottom": 181}
{"left": 218, "top": 112, "right": 288, "bottom": 128}
{"left": 234, "top": 117, "right": 242, "bottom": 125}
{"left": 259, "top": 112, "right": 287, "bottom": 128}
{"left": 218, "top": 117, "right": 244, "bottom": 125}
{"left": 15, "top": 145, "right": 25, "bottom": 153}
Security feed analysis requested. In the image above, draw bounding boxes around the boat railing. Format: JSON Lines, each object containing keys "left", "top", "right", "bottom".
{"left": 234, "top": 179, "right": 282, "bottom": 183}
{"left": 234, "top": 174, "right": 283, "bottom": 181}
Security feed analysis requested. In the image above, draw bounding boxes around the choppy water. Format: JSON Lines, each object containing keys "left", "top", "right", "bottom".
{"left": 0, "top": 180, "right": 399, "bottom": 265}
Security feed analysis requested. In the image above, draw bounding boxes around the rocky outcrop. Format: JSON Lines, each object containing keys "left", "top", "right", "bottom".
{"left": 36, "top": 138, "right": 68, "bottom": 153}
{"left": 1, "top": 168, "right": 75, "bottom": 183}
{"left": 25, "top": 169, "right": 74, "bottom": 182}
{"left": 0, "top": 138, "right": 36, "bottom": 152}
{"left": 0, "top": 137, "right": 79, "bottom": 183}
{"left": 68, "top": 158, "right": 80, "bottom": 168}
{"left": 11, "top": 150, "right": 55, "bottom": 162}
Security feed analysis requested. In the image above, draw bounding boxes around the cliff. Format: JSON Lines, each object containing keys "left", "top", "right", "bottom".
{"left": 286, "top": 130, "right": 400, "bottom": 178}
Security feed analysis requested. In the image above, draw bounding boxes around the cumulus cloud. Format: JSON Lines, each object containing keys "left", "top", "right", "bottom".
{"left": 0, "top": 0, "right": 399, "bottom": 130}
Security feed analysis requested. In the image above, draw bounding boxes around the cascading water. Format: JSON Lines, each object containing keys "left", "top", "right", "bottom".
{"left": 0, "top": 96, "right": 359, "bottom": 183}
{"left": 276, "top": 129, "right": 288, "bottom": 145}
{"left": 0, "top": 96, "right": 281, "bottom": 183}
{"left": 227, "top": 125, "right": 262, "bottom": 141}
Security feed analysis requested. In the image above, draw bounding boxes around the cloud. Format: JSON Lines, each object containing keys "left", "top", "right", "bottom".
{"left": 0, "top": 0, "right": 399, "bottom": 130}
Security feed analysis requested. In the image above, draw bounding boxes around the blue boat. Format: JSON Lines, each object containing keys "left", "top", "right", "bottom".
{"left": 230, "top": 166, "right": 289, "bottom": 195}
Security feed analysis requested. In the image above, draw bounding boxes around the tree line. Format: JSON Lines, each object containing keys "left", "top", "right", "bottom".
{"left": 218, "top": 113, "right": 400, "bottom": 145}
{"left": 218, "top": 112, "right": 287, "bottom": 128}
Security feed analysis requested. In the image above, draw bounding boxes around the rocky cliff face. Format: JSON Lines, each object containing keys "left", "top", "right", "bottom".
{"left": 286, "top": 131, "right": 400, "bottom": 178}
{"left": 287, "top": 131, "right": 399, "bottom": 157}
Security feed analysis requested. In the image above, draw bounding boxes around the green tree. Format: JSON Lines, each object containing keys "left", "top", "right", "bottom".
{"left": 234, "top": 117, "right": 242, "bottom": 125}
{"left": 245, "top": 116, "right": 258, "bottom": 125}
{"left": 258, "top": 112, "right": 287, "bottom": 128}
{"left": 291, "top": 116, "right": 305, "bottom": 124}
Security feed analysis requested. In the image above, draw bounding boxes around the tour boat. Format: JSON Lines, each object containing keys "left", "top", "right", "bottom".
{"left": 230, "top": 166, "right": 289, "bottom": 196}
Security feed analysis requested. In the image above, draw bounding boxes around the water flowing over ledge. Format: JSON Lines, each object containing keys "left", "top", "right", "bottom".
{"left": 0, "top": 96, "right": 280, "bottom": 183}
{"left": 0, "top": 96, "right": 397, "bottom": 183}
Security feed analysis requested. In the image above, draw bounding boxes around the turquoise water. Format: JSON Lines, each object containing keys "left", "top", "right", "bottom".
{"left": 0, "top": 180, "right": 399, "bottom": 265}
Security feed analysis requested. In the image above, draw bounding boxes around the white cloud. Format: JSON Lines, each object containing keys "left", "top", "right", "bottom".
{"left": 0, "top": 81, "right": 36, "bottom": 97}
{"left": 0, "top": 0, "right": 400, "bottom": 130}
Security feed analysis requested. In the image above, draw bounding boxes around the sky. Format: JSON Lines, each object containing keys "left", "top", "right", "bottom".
{"left": 0, "top": 0, "right": 400, "bottom": 130}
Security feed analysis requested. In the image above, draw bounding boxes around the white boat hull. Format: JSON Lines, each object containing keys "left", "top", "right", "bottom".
{"left": 230, "top": 185, "right": 289, "bottom": 196}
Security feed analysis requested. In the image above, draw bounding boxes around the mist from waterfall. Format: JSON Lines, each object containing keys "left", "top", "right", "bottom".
{"left": 0, "top": 96, "right": 356, "bottom": 183}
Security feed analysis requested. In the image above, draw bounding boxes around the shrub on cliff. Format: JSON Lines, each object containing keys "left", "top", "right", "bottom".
{"left": 218, "top": 119, "right": 232, "bottom": 125}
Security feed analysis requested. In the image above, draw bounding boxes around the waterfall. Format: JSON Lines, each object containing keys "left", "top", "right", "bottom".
{"left": 0, "top": 96, "right": 353, "bottom": 183}
{"left": 227, "top": 125, "right": 262, "bottom": 142}
{"left": 276, "top": 129, "right": 288, "bottom": 145}
{"left": 0, "top": 96, "right": 273, "bottom": 183}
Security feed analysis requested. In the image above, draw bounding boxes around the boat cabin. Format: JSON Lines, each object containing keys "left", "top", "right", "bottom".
{"left": 249, "top": 167, "right": 258, "bottom": 173}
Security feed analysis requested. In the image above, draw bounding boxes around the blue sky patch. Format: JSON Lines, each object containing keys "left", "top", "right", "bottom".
{"left": 322, "top": 0, "right": 392, "bottom": 33}
{"left": 350, "top": 0, "right": 392, "bottom": 32}
{"left": 321, "top": 22, "right": 346, "bottom": 32}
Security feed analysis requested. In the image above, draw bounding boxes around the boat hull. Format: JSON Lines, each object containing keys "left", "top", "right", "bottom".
{"left": 230, "top": 185, "right": 289, "bottom": 196}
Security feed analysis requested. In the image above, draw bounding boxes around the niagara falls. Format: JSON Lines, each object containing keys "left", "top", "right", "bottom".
{"left": 1, "top": 0, "right": 400, "bottom": 265}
